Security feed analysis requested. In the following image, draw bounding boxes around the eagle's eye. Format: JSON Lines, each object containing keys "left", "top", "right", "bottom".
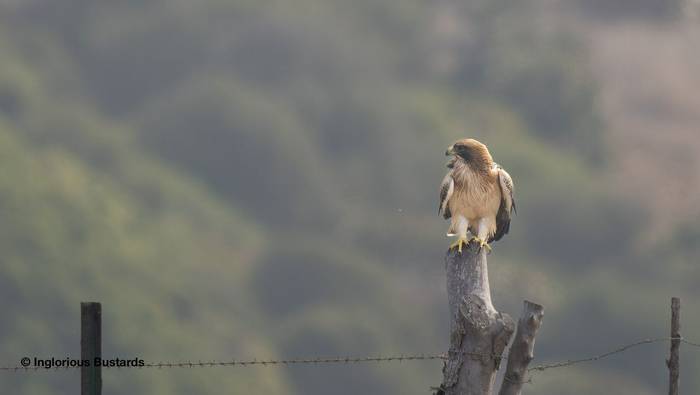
{"left": 455, "top": 145, "right": 470, "bottom": 160}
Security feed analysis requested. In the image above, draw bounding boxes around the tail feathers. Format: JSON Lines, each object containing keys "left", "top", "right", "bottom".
{"left": 446, "top": 223, "right": 456, "bottom": 237}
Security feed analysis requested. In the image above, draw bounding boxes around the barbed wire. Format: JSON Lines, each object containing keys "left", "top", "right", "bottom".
{"left": 528, "top": 336, "right": 697, "bottom": 372}
{"left": 0, "top": 354, "right": 447, "bottom": 372}
{"left": 142, "top": 354, "right": 447, "bottom": 368}
{"left": 1, "top": 336, "right": 698, "bottom": 374}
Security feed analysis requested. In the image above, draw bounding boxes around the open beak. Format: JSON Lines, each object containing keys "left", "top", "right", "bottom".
{"left": 445, "top": 145, "right": 455, "bottom": 156}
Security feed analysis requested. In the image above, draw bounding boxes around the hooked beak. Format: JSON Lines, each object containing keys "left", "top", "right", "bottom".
{"left": 445, "top": 145, "right": 455, "bottom": 156}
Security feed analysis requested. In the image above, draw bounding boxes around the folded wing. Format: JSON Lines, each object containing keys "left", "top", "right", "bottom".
{"left": 490, "top": 164, "right": 516, "bottom": 242}
{"left": 438, "top": 172, "right": 454, "bottom": 220}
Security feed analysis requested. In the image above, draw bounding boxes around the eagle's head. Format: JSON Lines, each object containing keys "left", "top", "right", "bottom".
{"left": 445, "top": 138, "right": 493, "bottom": 171}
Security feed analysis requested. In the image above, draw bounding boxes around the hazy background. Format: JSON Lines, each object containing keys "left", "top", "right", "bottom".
{"left": 1, "top": 0, "right": 699, "bottom": 393}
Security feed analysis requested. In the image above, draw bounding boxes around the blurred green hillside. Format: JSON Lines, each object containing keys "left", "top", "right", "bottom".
{"left": 0, "top": 1, "right": 698, "bottom": 394}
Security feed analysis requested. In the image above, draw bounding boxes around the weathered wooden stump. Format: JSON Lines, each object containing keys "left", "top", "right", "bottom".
{"left": 499, "top": 301, "right": 544, "bottom": 395}
{"left": 437, "top": 243, "right": 543, "bottom": 395}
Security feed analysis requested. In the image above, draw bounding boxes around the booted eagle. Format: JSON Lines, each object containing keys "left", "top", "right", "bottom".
{"left": 439, "top": 138, "right": 515, "bottom": 252}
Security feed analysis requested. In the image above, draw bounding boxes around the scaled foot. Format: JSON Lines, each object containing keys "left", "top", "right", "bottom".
{"left": 473, "top": 237, "right": 492, "bottom": 253}
{"left": 449, "top": 237, "right": 468, "bottom": 253}
{"left": 449, "top": 236, "right": 483, "bottom": 253}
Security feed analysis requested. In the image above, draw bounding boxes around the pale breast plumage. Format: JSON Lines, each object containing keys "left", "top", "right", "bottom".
{"left": 448, "top": 163, "right": 500, "bottom": 231}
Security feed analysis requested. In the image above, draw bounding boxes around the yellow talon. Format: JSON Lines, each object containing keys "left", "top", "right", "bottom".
{"left": 473, "top": 237, "right": 491, "bottom": 253}
{"left": 449, "top": 237, "right": 468, "bottom": 253}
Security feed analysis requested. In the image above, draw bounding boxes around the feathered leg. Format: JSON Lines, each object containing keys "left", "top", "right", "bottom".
{"left": 474, "top": 218, "right": 493, "bottom": 253}
{"left": 448, "top": 216, "right": 470, "bottom": 253}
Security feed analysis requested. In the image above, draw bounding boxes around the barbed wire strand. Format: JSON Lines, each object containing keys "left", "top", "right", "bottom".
{"left": 515, "top": 336, "right": 700, "bottom": 385}
{"left": 1, "top": 336, "right": 698, "bottom": 373}
{"left": 0, "top": 354, "right": 447, "bottom": 372}
{"left": 682, "top": 338, "right": 700, "bottom": 347}
{"left": 529, "top": 337, "right": 681, "bottom": 372}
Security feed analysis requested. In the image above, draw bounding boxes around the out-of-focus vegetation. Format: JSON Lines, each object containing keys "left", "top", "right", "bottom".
{"left": 0, "top": 1, "right": 698, "bottom": 394}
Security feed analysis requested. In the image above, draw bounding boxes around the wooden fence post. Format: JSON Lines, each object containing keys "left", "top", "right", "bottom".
{"left": 435, "top": 244, "right": 544, "bottom": 395}
{"left": 667, "top": 297, "right": 680, "bottom": 395}
{"left": 438, "top": 244, "right": 515, "bottom": 395}
{"left": 81, "top": 302, "right": 102, "bottom": 395}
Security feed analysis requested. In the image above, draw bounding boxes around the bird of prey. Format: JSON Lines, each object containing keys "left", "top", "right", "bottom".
{"left": 439, "top": 138, "right": 516, "bottom": 253}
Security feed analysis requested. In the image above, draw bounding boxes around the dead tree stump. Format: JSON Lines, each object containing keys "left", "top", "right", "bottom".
{"left": 440, "top": 244, "right": 515, "bottom": 395}
{"left": 436, "top": 243, "right": 544, "bottom": 395}
{"left": 499, "top": 301, "right": 544, "bottom": 395}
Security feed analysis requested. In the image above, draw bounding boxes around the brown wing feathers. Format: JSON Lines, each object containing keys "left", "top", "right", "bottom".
{"left": 438, "top": 173, "right": 454, "bottom": 219}
{"left": 489, "top": 165, "right": 515, "bottom": 242}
